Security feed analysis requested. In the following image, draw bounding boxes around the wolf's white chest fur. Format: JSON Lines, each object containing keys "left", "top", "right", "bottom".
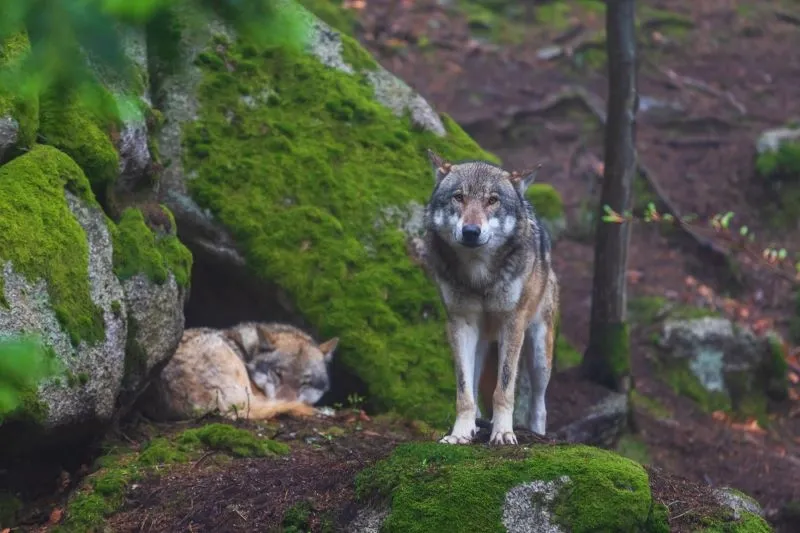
{"left": 438, "top": 271, "right": 524, "bottom": 315}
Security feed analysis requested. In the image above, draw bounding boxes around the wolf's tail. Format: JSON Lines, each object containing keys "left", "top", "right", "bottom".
{"left": 243, "top": 399, "right": 317, "bottom": 420}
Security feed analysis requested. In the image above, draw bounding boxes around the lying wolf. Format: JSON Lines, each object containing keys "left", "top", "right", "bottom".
{"left": 141, "top": 322, "right": 339, "bottom": 421}
{"left": 422, "top": 150, "right": 560, "bottom": 445}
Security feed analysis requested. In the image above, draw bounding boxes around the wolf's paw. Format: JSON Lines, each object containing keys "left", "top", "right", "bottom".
{"left": 439, "top": 434, "right": 474, "bottom": 445}
{"left": 489, "top": 430, "right": 518, "bottom": 445}
{"left": 439, "top": 419, "right": 477, "bottom": 445}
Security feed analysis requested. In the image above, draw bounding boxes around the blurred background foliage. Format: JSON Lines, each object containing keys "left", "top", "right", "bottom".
{"left": 0, "top": 0, "right": 313, "bottom": 123}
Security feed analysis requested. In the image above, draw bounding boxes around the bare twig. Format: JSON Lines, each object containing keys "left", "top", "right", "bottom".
{"left": 192, "top": 450, "right": 219, "bottom": 470}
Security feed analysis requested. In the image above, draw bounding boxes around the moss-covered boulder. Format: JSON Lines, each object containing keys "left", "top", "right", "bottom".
{"left": 0, "top": 145, "right": 127, "bottom": 430}
{"left": 352, "top": 442, "right": 770, "bottom": 532}
{"left": 148, "top": 2, "right": 547, "bottom": 426}
{"left": 0, "top": 31, "right": 39, "bottom": 162}
{"left": 657, "top": 317, "right": 788, "bottom": 420}
{"left": 0, "top": 143, "right": 191, "bottom": 443}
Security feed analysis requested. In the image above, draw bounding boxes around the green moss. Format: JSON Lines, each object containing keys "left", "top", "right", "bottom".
{"left": 38, "top": 87, "right": 119, "bottom": 195}
{"left": 526, "top": 183, "right": 564, "bottom": 222}
{"left": 0, "top": 145, "right": 105, "bottom": 346}
{"left": 697, "top": 511, "right": 773, "bottom": 533}
{"left": 137, "top": 437, "right": 189, "bottom": 466}
{"left": 615, "top": 433, "right": 652, "bottom": 465}
{"left": 110, "top": 207, "right": 193, "bottom": 287}
{"left": 662, "top": 362, "right": 731, "bottom": 413}
{"left": 631, "top": 389, "right": 672, "bottom": 419}
{"left": 0, "top": 492, "right": 22, "bottom": 528}
{"left": 0, "top": 270, "right": 7, "bottom": 309}
{"left": 122, "top": 315, "right": 148, "bottom": 383}
{"left": 583, "top": 322, "right": 630, "bottom": 391}
{"left": 182, "top": 29, "right": 499, "bottom": 426}
{"left": 554, "top": 333, "right": 582, "bottom": 370}
{"left": 628, "top": 296, "right": 720, "bottom": 326}
{"left": 59, "top": 455, "right": 140, "bottom": 532}
{"left": 340, "top": 33, "right": 379, "bottom": 71}
{"left": 296, "top": 0, "right": 358, "bottom": 35}
{"left": 756, "top": 138, "right": 800, "bottom": 227}
{"left": 356, "top": 442, "right": 662, "bottom": 533}
{"left": 0, "top": 31, "right": 39, "bottom": 155}
{"left": 178, "top": 423, "right": 290, "bottom": 457}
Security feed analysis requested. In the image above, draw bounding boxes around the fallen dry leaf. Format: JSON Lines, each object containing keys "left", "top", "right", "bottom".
{"left": 711, "top": 410, "right": 728, "bottom": 422}
{"left": 626, "top": 270, "right": 644, "bottom": 284}
{"left": 49, "top": 507, "right": 64, "bottom": 525}
{"left": 362, "top": 430, "right": 382, "bottom": 437}
{"left": 2, "top": 528, "right": 11, "bottom": 533}
{"left": 730, "top": 419, "right": 767, "bottom": 435}
{"left": 358, "top": 410, "right": 371, "bottom": 422}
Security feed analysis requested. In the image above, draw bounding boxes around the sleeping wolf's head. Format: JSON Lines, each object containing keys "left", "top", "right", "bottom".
{"left": 228, "top": 323, "right": 338, "bottom": 405}
{"left": 423, "top": 149, "right": 539, "bottom": 252}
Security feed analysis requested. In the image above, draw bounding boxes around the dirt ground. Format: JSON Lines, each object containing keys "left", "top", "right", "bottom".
{"left": 6, "top": 1, "right": 800, "bottom": 531}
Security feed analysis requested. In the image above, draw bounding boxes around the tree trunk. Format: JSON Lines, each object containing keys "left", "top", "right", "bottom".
{"left": 581, "top": 0, "right": 638, "bottom": 393}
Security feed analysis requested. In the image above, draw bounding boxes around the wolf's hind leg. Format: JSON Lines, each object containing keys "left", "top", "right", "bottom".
{"left": 472, "top": 337, "right": 490, "bottom": 419}
{"left": 440, "top": 316, "right": 479, "bottom": 445}
{"left": 525, "top": 318, "right": 553, "bottom": 436}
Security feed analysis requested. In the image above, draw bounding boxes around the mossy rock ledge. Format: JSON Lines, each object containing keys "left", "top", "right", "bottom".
{"left": 350, "top": 442, "right": 771, "bottom": 532}
{"left": 150, "top": 2, "right": 566, "bottom": 426}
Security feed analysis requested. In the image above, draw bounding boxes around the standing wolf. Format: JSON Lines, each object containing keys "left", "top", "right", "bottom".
{"left": 141, "top": 322, "right": 338, "bottom": 422}
{"left": 422, "top": 150, "right": 560, "bottom": 445}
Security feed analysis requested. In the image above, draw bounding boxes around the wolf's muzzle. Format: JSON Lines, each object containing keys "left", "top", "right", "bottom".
{"left": 461, "top": 224, "right": 483, "bottom": 247}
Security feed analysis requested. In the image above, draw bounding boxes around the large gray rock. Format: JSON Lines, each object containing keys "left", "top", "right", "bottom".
{"left": 0, "top": 116, "right": 18, "bottom": 161}
{"left": 658, "top": 317, "right": 788, "bottom": 410}
{"left": 117, "top": 272, "right": 187, "bottom": 409}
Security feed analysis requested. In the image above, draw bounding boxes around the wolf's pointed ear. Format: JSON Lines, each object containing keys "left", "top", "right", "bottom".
{"left": 426, "top": 149, "right": 452, "bottom": 184}
{"left": 318, "top": 337, "right": 339, "bottom": 363}
{"left": 509, "top": 163, "right": 543, "bottom": 195}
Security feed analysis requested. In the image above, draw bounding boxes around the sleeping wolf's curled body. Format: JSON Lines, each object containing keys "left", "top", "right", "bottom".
{"left": 142, "top": 322, "right": 339, "bottom": 422}
{"left": 422, "top": 150, "right": 560, "bottom": 445}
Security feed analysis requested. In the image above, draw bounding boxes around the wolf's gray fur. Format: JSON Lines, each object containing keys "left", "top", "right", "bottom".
{"left": 422, "top": 150, "right": 559, "bottom": 445}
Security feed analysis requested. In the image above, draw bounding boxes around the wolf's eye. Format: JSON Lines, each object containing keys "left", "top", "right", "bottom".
{"left": 487, "top": 195, "right": 499, "bottom": 206}
{"left": 453, "top": 192, "right": 464, "bottom": 203}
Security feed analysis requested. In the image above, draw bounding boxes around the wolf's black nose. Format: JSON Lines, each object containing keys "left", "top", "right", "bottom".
{"left": 462, "top": 224, "right": 481, "bottom": 244}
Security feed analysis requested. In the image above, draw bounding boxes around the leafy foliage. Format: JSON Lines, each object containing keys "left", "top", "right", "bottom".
{"left": 0, "top": 0, "right": 313, "bottom": 120}
{"left": 0, "top": 335, "right": 61, "bottom": 421}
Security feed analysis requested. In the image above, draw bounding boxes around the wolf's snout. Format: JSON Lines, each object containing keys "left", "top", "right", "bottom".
{"left": 461, "top": 224, "right": 482, "bottom": 246}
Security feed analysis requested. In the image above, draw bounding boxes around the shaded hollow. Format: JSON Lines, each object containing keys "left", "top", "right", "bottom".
{"left": 180, "top": 243, "right": 369, "bottom": 409}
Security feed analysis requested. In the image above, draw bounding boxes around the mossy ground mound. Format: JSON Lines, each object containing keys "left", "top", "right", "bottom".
{"left": 57, "top": 422, "right": 288, "bottom": 532}
{"left": 179, "top": 26, "right": 529, "bottom": 427}
{"left": 355, "top": 442, "right": 666, "bottom": 533}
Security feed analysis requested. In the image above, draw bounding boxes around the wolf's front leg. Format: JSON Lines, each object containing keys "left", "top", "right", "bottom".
{"left": 440, "top": 316, "right": 479, "bottom": 445}
{"left": 490, "top": 318, "right": 526, "bottom": 445}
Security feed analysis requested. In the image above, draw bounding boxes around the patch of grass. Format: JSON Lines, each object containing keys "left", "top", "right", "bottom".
{"left": 356, "top": 442, "right": 666, "bottom": 532}
{"left": 628, "top": 296, "right": 720, "bottom": 326}
{"left": 555, "top": 334, "right": 582, "bottom": 370}
{"left": 180, "top": 20, "right": 499, "bottom": 427}
{"left": 0, "top": 145, "right": 106, "bottom": 347}
{"left": 137, "top": 437, "right": 189, "bottom": 466}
